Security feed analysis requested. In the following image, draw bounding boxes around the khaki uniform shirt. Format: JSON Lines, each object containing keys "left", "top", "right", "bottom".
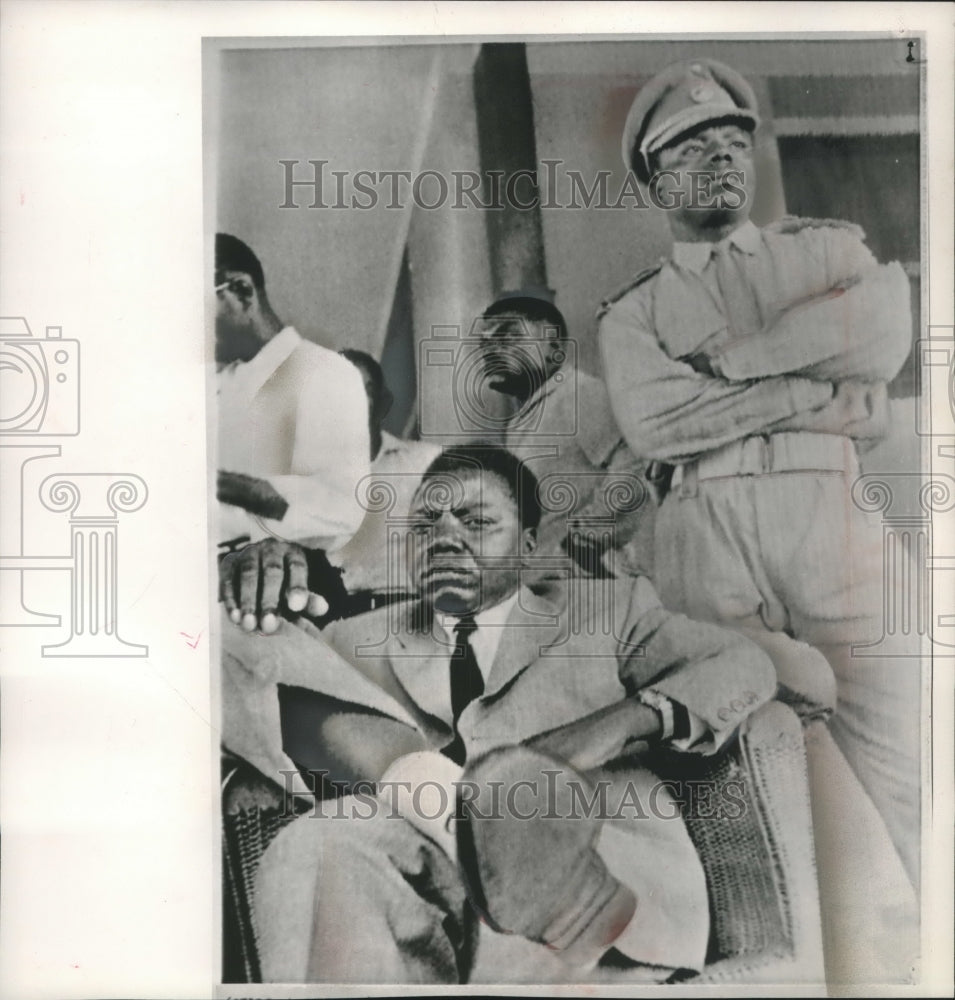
{"left": 598, "top": 220, "right": 911, "bottom": 465}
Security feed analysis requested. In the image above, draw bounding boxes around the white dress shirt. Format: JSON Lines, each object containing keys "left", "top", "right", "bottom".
{"left": 437, "top": 592, "right": 520, "bottom": 684}
{"left": 217, "top": 326, "right": 370, "bottom": 550}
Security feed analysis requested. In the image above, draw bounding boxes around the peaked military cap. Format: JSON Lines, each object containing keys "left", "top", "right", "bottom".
{"left": 622, "top": 59, "right": 760, "bottom": 183}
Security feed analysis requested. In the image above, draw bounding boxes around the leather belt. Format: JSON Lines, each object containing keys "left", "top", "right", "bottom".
{"left": 672, "top": 432, "right": 857, "bottom": 492}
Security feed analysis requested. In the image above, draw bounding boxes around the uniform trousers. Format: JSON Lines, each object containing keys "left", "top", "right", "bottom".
{"left": 654, "top": 469, "right": 921, "bottom": 885}
{"left": 653, "top": 470, "right": 920, "bottom": 983}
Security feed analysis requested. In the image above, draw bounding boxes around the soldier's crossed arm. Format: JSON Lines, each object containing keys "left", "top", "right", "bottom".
{"left": 598, "top": 286, "right": 833, "bottom": 464}
{"left": 713, "top": 269, "right": 912, "bottom": 384}
{"left": 712, "top": 224, "right": 911, "bottom": 384}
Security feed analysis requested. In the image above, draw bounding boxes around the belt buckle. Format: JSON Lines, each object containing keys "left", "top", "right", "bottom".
{"left": 739, "top": 435, "right": 772, "bottom": 475}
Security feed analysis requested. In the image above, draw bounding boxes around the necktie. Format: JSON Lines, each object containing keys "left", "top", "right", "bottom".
{"left": 443, "top": 616, "right": 483, "bottom": 765}
{"left": 711, "top": 242, "right": 762, "bottom": 341}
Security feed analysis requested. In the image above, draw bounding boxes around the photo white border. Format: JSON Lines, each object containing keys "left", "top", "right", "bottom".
{"left": 2, "top": 3, "right": 952, "bottom": 998}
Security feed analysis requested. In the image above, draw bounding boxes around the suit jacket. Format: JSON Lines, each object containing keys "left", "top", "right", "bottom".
{"left": 230, "top": 579, "right": 775, "bottom": 976}
{"left": 221, "top": 576, "right": 775, "bottom": 792}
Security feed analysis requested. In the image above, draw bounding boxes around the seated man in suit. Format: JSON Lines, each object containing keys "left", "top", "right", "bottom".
{"left": 220, "top": 445, "right": 778, "bottom": 984}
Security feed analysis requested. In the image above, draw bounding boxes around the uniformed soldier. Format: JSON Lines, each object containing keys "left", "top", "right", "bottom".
{"left": 598, "top": 57, "right": 919, "bottom": 973}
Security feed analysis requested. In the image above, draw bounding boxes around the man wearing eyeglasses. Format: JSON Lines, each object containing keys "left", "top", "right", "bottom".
{"left": 214, "top": 232, "right": 369, "bottom": 557}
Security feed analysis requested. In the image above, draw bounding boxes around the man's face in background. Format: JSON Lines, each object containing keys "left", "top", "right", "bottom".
{"left": 407, "top": 468, "right": 535, "bottom": 615}
{"left": 214, "top": 270, "right": 259, "bottom": 365}
{"left": 476, "top": 312, "right": 565, "bottom": 400}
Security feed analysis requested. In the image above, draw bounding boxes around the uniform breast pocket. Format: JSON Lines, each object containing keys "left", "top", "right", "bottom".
{"left": 655, "top": 274, "right": 729, "bottom": 359}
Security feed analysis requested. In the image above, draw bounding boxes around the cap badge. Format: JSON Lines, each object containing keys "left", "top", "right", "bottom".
{"left": 690, "top": 82, "right": 716, "bottom": 103}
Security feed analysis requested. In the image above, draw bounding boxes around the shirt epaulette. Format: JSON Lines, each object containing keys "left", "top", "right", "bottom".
{"left": 764, "top": 215, "right": 867, "bottom": 242}
{"left": 597, "top": 262, "right": 664, "bottom": 320}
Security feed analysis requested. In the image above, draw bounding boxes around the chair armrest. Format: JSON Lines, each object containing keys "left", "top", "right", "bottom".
{"left": 691, "top": 701, "right": 825, "bottom": 983}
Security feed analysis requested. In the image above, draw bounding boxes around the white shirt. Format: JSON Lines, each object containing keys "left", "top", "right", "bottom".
{"left": 437, "top": 591, "right": 520, "bottom": 684}
{"left": 217, "top": 326, "right": 370, "bottom": 549}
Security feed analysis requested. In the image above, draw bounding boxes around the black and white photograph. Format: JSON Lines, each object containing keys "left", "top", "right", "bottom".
{"left": 1, "top": 4, "right": 953, "bottom": 998}
{"left": 210, "top": 30, "right": 936, "bottom": 991}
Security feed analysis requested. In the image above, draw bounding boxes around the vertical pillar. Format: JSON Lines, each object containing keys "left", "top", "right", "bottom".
{"left": 409, "top": 51, "right": 499, "bottom": 445}
{"left": 39, "top": 473, "right": 148, "bottom": 656}
{"left": 472, "top": 43, "right": 548, "bottom": 295}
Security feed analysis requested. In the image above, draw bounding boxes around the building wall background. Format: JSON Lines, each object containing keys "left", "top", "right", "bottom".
{"left": 213, "top": 37, "right": 920, "bottom": 443}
